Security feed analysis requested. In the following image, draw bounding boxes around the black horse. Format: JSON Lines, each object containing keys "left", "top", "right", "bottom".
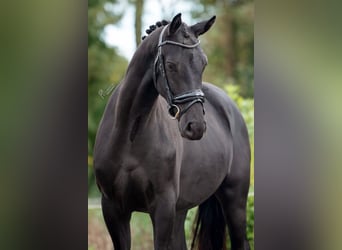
{"left": 94, "top": 13, "right": 251, "bottom": 250}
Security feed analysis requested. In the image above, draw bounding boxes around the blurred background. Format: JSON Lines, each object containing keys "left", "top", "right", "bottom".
{"left": 88, "top": 0, "right": 254, "bottom": 249}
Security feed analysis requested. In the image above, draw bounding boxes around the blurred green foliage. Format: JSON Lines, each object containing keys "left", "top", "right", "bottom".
{"left": 246, "top": 190, "right": 254, "bottom": 249}
{"left": 191, "top": 0, "right": 254, "bottom": 98}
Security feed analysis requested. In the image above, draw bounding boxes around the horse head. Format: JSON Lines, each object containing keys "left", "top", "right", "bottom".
{"left": 153, "top": 13, "right": 216, "bottom": 140}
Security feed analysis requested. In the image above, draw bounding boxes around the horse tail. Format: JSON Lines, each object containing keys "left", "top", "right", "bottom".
{"left": 191, "top": 195, "right": 227, "bottom": 250}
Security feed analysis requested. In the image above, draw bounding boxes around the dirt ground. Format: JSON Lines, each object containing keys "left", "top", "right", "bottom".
{"left": 88, "top": 217, "right": 112, "bottom": 250}
{"left": 88, "top": 210, "right": 154, "bottom": 250}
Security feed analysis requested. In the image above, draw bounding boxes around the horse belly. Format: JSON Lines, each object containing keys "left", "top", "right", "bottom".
{"left": 177, "top": 164, "right": 226, "bottom": 209}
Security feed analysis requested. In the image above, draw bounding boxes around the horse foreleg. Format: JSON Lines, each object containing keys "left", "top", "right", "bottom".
{"left": 150, "top": 189, "right": 177, "bottom": 250}
{"left": 101, "top": 196, "right": 131, "bottom": 250}
{"left": 170, "top": 210, "right": 188, "bottom": 250}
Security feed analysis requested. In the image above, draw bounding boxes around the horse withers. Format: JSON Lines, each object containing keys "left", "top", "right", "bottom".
{"left": 94, "top": 13, "right": 251, "bottom": 250}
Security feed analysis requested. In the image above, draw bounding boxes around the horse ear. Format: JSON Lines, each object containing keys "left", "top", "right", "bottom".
{"left": 169, "top": 13, "right": 182, "bottom": 34}
{"left": 191, "top": 16, "right": 216, "bottom": 37}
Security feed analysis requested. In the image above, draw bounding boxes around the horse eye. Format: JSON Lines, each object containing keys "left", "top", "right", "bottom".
{"left": 166, "top": 62, "right": 177, "bottom": 72}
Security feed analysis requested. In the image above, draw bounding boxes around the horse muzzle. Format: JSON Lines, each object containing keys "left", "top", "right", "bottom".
{"left": 181, "top": 120, "right": 207, "bottom": 140}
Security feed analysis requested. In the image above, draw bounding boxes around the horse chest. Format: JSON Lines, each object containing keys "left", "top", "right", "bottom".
{"left": 109, "top": 143, "right": 177, "bottom": 202}
{"left": 104, "top": 156, "right": 147, "bottom": 208}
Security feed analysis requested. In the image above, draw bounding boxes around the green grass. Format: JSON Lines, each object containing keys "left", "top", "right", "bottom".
{"left": 130, "top": 212, "right": 154, "bottom": 249}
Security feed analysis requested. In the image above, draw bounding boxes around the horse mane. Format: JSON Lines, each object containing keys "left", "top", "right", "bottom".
{"left": 141, "top": 20, "right": 170, "bottom": 40}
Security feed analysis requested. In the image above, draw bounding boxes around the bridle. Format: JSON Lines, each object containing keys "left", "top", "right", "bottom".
{"left": 153, "top": 25, "right": 205, "bottom": 120}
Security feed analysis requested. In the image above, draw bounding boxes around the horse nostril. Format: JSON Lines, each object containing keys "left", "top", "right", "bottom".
{"left": 186, "top": 122, "right": 193, "bottom": 132}
{"left": 182, "top": 121, "right": 206, "bottom": 140}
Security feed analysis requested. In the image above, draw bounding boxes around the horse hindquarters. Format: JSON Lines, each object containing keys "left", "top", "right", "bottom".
{"left": 215, "top": 158, "right": 251, "bottom": 250}
{"left": 191, "top": 188, "right": 250, "bottom": 250}
{"left": 191, "top": 195, "right": 227, "bottom": 250}
{"left": 216, "top": 179, "right": 250, "bottom": 250}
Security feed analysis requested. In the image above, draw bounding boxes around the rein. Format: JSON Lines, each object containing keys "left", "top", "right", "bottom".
{"left": 153, "top": 25, "right": 205, "bottom": 120}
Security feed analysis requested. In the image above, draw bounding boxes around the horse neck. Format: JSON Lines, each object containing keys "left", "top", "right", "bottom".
{"left": 114, "top": 37, "right": 159, "bottom": 131}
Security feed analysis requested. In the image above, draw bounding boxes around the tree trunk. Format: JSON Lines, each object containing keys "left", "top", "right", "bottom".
{"left": 134, "top": 0, "right": 144, "bottom": 47}
{"left": 224, "top": 9, "right": 236, "bottom": 78}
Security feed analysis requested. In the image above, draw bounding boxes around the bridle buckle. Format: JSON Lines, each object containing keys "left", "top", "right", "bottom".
{"left": 168, "top": 104, "right": 180, "bottom": 120}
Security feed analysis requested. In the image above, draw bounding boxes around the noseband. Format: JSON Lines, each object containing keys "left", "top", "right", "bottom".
{"left": 153, "top": 25, "right": 205, "bottom": 119}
